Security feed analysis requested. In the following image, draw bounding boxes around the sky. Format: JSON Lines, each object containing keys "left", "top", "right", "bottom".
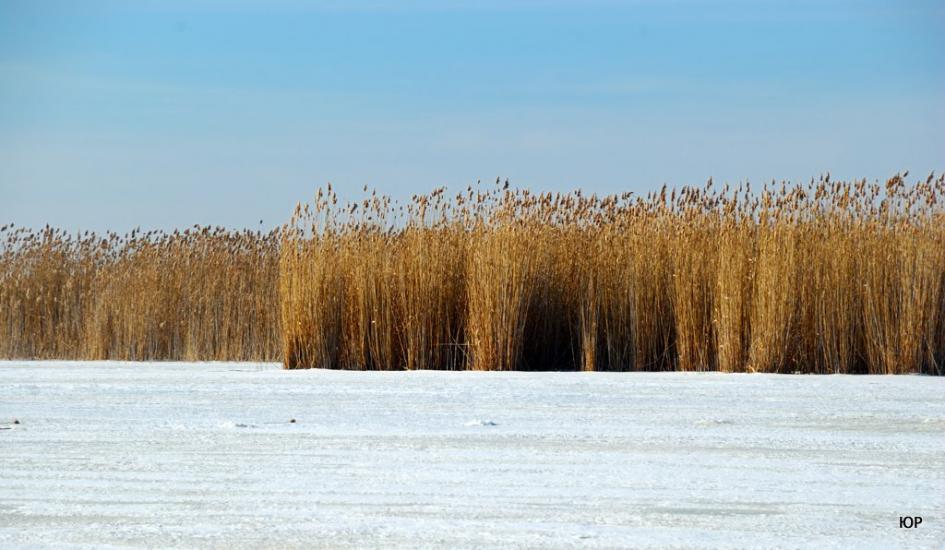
{"left": 1, "top": 0, "right": 943, "bottom": 232}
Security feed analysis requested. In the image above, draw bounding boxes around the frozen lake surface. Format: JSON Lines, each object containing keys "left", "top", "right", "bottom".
{"left": 1, "top": 361, "right": 943, "bottom": 549}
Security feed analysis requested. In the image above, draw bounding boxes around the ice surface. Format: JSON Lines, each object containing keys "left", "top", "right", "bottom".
{"left": 1, "top": 361, "right": 943, "bottom": 549}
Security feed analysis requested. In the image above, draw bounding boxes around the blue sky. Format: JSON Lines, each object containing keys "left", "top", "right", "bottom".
{"left": 1, "top": 0, "right": 943, "bottom": 231}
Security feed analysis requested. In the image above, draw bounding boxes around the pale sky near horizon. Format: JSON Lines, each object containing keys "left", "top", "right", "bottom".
{"left": 1, "top": 0, "right": 943, "bottom": 232}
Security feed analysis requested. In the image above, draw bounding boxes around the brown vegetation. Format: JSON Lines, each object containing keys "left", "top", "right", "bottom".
{"left": 0, "top": 225, "right": 281, "bottom": 361}
{"left": 282, "top": 174, "right": 945, "bottom": 374}
{"left": 3, "top": 173, "right": 943, "bottom": 374}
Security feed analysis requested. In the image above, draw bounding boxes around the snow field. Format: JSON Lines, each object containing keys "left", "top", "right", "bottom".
{"left": 1, "top": 361, "right": 943, "bottom": 548}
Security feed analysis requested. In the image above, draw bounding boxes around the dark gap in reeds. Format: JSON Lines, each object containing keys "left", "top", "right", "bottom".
{"left": 3, "top": 173, "right": 944, "bottom": 374}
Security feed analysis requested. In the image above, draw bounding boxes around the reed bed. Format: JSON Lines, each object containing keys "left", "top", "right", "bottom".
{"left": 3, "top": 174, "right": 943, "bottom": 373}
{"left": 282, "top": 174, "right": 945, "bottom": 374}
{"left": 0, "top": 225, "right": 281, "bottom": 361}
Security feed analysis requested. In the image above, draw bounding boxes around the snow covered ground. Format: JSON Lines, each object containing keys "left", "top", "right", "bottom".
{"left": 1, "top": 361, "right": 943, "bottom": 549}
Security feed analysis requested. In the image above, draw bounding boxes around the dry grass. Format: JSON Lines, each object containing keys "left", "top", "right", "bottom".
{"left": 0, "top": 225, "right": 281, "bottom": 361}
{"left": 3, "top": 174, "right": 943, "bottom": 374}
{"left": 283, "top": 174, "right": 945, "bottom": 374}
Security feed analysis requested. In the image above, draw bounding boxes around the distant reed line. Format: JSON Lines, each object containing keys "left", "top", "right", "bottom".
{"left": 0, "top": 226, "right": 281, "bottom": 361}
{"left": 3, "top": 174, "right": 944, "bottom": 373}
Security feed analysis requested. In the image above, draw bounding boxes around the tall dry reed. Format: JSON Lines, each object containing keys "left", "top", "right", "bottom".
{"left": 282, "top": 174, "right": 945, "bottom": 374}
{"left": 0, "top": 225, "right": 281, "bottom": 361}
{"left": 4, "top": 173, "right": 943, "bottom": 374}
